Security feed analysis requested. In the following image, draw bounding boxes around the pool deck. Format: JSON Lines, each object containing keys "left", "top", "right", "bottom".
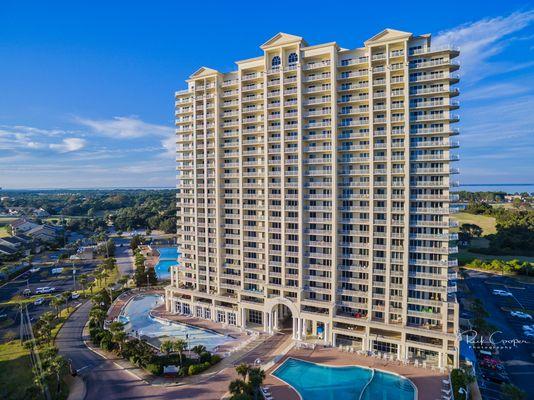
{"left": 151, "top": 304, "right": 251, "bottom": 355}
{"left": 106, "top": 288, "right": 160, "bottom": 322}
{"left": 264, "top": 346, "right": 446, "bottom": 400}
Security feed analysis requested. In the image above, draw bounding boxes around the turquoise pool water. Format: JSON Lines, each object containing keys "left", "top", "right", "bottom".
{"left": 154, "top": 247, "right": 179, "bottom": 279}
{"left": 273, "top": 358, "right": 415, "bottom": 400}
{"left": 121, "top": 294, "right": 234, "bottom": 351}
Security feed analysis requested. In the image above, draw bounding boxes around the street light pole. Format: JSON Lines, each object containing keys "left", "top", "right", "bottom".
{"left": 72, "top": 260, "right": 76, "bottom": 291}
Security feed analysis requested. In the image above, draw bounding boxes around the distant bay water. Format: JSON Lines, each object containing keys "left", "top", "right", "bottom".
{"left": 455, "top": 184, "right": 534, "bottom": 193}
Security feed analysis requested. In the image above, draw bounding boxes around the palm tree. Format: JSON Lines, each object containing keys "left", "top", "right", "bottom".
{"left": 112, "top": 331, "right": 127, "bottom": 354}
{"left": 248, "top": 367, "right": 266, "bottom": 400}
{"left": 89, "top": 308, "right": 107, "bottom": 327}
{"left": 160, "top": 340, "right": 174, "bottom": 356}
{"left": 79, "top": 274, "right": 88, "bottom": 292}
{"left": 61, "top": 291, "right": 71, "bottom": 313}
{"left": 50, "top": 297, "right": 62, "bottom": 318}
{"left": 228, "top": 379, "right": 249, "bottom": 397}
{"left": 191, "top": 344, "right": 207, "bottom": 357}
{"left": 47, "top": 355, "right": 67, "bottom": 395}
{"left": 109, "top": 321, "right": 126, "bottom": 353}
{"left": 172, "top": 338, "right": 187, "bottom": 366}
{"left": 235, "top": 363, "right": 250, "bottom": 381}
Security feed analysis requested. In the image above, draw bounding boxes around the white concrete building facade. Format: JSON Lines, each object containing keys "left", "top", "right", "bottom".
{"left": 166, "top": 29, "right": 460, "bottom": 368}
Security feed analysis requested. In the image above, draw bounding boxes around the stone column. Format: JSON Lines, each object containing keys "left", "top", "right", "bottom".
{"left": 292, "top": 317, "right": 298, "bottom": 339}
{"left": 297, "top": 318, "right": 302, "bottom": 340}
{"left": 263, "top": 311, "right": 269, "bottom": 333}
{"left": 241, "top": 308, "right": 246, "bottom": 329}
{"left": 324, "top": 322, "right": 329, "bottom": 344}
{"left": 273, "top": 309, "right": 278, "bottom": 330}
{"left": 268, "top": 311, "right": 273, "bottom": 334}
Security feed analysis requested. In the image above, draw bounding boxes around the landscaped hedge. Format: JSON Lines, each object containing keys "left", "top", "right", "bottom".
{"left": 188, "top": 361, "right": 211, "bottom": 376}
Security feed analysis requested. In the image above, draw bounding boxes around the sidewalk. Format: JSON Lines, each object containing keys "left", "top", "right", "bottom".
{"left": 65, "top": 375, "right": 86, "bottom": 400}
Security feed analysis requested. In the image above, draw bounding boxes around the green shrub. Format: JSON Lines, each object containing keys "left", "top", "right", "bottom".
{"left": 199, "top": 351, "right": 212, "bottom": 363}
{"left": 210, "top": 354, "right": 221, "bottom": 365}
{"left": 146, "top": 363, "right": 163, "bottom": 375}
{"left": 89, "top": 327, "right": 104, "bottom": 341}
{"left": 188, "top": 362, "right": 211, "bottom": 375}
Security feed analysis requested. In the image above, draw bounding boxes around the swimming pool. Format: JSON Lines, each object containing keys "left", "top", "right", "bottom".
{"left": 273, "top": 358, "right": 416, "bottom": 400}
{"left": 120, "top": 294, "right": 234, "bottom": 351}
{"left": 154, "top": 247, "right": 180, "bottom": 279}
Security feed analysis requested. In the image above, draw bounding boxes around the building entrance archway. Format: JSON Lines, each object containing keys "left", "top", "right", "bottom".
{"left": 264, "top": 297, "right": 300, "bottom": 337}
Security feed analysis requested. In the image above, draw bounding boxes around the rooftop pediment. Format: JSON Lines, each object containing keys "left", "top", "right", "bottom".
{"left": 189, "top": 67, "right": 220, "bottom": 79}
{"left": 260, "top": 32, "right": 307, "bottom": 49}
{"left": 365, "top": 29, "right": 412, "bottom": 45}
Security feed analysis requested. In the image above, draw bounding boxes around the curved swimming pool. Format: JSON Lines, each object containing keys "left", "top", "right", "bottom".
{"left": 120, "top": 294, "right": 234, "bottom": 351}
{"left": 272, "top": 358, "right": 416, "bottom": 400}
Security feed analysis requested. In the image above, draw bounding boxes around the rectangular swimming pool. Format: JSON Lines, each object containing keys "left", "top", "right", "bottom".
{"left": 154, "top": 247, "right": 179, "bottom": 279}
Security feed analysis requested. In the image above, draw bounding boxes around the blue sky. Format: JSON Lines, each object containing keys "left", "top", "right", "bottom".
{"left": 0, "top": 1, "right": 533, "bottom": 189}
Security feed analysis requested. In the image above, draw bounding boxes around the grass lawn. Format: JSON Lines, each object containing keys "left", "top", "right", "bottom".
{"left": 0, "top": 226, "right": 10, "bottom": 237}
{"left": 0, "top": 340, "right": 34, "bottom": 400}
{"left": 454, "top": 212, "right": 497, "bottom": 235}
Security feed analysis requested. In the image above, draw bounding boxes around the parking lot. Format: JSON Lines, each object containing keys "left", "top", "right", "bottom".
{"left": 463, "top": 271, "right": 534, "bottom": 399}
{"left": 0, "top": 261, "right": 96, "bottom": 341}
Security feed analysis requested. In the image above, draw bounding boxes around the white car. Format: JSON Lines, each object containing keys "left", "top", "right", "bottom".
{"left": 29, "top": 267, "right": 41, "bottom": 273}
{"left": 34, "top": 298, "right": 45, "bottom": 306}
{"left": 524, "top": 331, "right": 534, "bottom": 339}
{"left": 492, "top": 289, "right": 512, "bottom": 297}
{"left": 511, "top": 311, "right": 532, "bottom": 320}
{"left": 71, "top": 292, "right": 80, "bottom": 300}
{"left": 522, "top": 325, "right": 534, "bottom": 332}
{"left": 35, "top": 287, "right": 55, "bottom": 294}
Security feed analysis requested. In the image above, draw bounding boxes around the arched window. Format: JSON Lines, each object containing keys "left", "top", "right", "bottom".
{"left": 272, "top": 56, "right": 281, "bottom": 67}
{"left": 288, "top": 52, "right": 298, "bottom": 64}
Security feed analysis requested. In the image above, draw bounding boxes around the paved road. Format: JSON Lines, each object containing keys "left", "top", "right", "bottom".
{"left": 464, "top": 271, "right": 534, "bottom": 398}
{"left": 56, "top": 242, "right": 234, "bottom": 399}
{"left": 56, "top": 298, "right": 235, "bottom": 399}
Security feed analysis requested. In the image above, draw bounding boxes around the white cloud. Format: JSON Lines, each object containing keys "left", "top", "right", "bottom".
{"left": 161, "top": 134, "right": 176, "bottom": 158}
{"left": 434, "top": 10, "right": 534, "bottom": 84}
{"left": 461, "top": 82, "right": 532, "bottom": 102}
{"left": 75, "top": 115, "right": 172, "bottom": 139}
{"left": 49, "top": 137, "right": 87, "bottom": 153}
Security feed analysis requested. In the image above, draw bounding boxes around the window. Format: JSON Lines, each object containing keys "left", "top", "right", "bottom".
{"left": 272, "top": 56, "right": 281, "bottom": 67}
{"left": 288, "top": 53, "right": 298, "bottom": 64}
{"left": 248, "top": 309, "right": 263, "bottom": 324}
{"left": 217, "top": 310, "right": 226, "bottom": 323}
{"left": 228, "top": 312, "right": 237, "bottom": 326}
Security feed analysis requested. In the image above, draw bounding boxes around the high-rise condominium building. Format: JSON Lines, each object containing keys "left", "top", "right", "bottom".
{"left": 167, "top": 29, "right": 460, "bottom": 368}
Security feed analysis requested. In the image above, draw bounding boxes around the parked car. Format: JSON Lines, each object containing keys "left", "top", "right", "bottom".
{"left": 35, "top": 287, "right": 55, "bottom": 294}
{"left": 22, "top": 288, "right": 32, "bottom": 296}
{"left": 34, "top": 298, "right": 45, "bottom": 306}
{"left": 510, "top": 311, "right": 532, "bottom": 320}
{"left": 492, "top": 289, "right": 512, "bottom": 297}
{"left": 29, "top": 267, "right": 41, "bottom": 273}
{"left": 522, "top": 324, "right": 534, "bottom": 332}
{"left": 71, "top": 292, "right": 80, "bottom": 300}
{"left": 524, "top": 331, "right": 534, "bottom": 339}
